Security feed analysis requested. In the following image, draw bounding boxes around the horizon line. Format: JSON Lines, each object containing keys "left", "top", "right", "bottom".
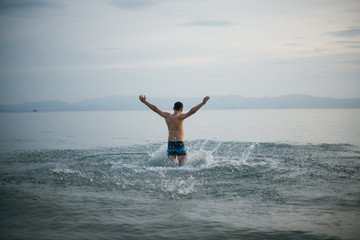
{"left": 2, "top": 93, "right": 360, "bottom": 106}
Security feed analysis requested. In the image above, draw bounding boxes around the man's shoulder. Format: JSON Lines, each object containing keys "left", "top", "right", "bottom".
{"left": 161, "top": 111, "right": 171, "bottom": 118}
{"left": 176, "top": 113, "right": 188, "bottom": 120}
{"left": 164, "top": 113, "right": 185, "bottom": 120}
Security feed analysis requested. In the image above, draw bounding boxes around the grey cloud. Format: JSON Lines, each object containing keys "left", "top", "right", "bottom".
{"left": 109, "top": 0, "right": 159, "bottom": 9}
{"left": 338, "top": 60, "right": 360, "bottom": 65}
{"left": 331, "top": 40, "right": 360, "bottom": 49}
{"left": 331, "top": 40, "right": 360, "bottom": 44}
{"left": 0, "top": 0, "right": 64, "bottom": 10}
{"left": 178, "top": 20, "right": 233, "bottom": 27}
{"left": 329, "top": 28, "right": 360, "bottom": 38}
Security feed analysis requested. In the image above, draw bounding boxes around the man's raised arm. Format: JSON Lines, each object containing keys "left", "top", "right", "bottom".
{"left": 139, "top": 95, "right": 168, "bottom": 118}
{"left": 181, "top": 96, "right": 210, "bottom": 119}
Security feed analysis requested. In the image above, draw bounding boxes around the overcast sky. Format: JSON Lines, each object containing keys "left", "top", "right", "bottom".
{"left": 0, "top": 0, "right": 359, "bottom": 104}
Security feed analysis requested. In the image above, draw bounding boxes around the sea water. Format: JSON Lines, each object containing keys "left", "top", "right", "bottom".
{"left": 0, "top": 109, "right": 360, "bottom": 240}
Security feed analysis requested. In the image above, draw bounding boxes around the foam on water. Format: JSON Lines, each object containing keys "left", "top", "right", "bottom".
{"left": 142, "top": 141, "right": 262, "bottom": 170}
{"left": 160, "top": 175, "right": 201, "bottom": 197}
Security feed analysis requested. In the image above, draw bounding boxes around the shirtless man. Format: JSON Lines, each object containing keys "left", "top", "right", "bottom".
{"left": 139, "top": 95, "right": 210, "bottom": 166}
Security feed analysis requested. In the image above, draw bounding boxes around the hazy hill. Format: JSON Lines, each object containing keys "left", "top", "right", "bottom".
{"left": 1, "top": 95, "right": 360, "bottom": 112}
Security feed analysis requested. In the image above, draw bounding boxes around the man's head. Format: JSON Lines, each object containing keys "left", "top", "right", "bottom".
{"left": 173, "top": 101, "right": 183, "bottom": 112}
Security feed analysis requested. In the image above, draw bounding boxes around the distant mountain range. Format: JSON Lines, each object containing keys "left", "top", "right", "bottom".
{"left": 1, "top": 95, "right": 360, "bottom": 112}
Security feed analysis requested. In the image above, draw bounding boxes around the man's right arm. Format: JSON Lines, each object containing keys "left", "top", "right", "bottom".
{"left": 139, "top": 95, "right": 168, "bottom": 118}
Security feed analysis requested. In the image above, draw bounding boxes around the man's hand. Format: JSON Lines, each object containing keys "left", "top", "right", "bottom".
{"left": 203, "top": 96, "right": 210, "bottom": 104}
{"left": 139, "top": 95, "right": 146, "bottom": 103}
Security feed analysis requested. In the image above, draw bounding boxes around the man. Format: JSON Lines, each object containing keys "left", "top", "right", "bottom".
{"left": 139, "top": 95, "right": 210, "bottom": 166}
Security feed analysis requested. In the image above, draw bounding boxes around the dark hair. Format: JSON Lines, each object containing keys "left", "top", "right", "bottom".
{"left": 174, "top": 101, "right": 183, "bottom": 111}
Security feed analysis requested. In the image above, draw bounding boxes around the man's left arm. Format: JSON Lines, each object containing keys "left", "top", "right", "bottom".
{"left": 181, "top": 96, "right": 210, "bottom": 119}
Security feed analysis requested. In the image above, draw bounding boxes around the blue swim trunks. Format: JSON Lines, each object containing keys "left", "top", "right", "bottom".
{"left": 167, "top": 141, "right": 187, "bottom": 156}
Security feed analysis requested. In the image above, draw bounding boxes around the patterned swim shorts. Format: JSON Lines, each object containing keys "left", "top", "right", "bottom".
{"left": 167, "top": 141, "right": 187, "bottom": 156}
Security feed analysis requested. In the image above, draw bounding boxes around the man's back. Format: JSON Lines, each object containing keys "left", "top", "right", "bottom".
{"left": 165, "top": 113, "right": 185, "bottom": 142}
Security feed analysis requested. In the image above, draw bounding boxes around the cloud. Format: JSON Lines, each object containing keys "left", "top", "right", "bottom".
{"left": 331, "top": 40, "right": 360, "bottom": 49}
{"left": 0, "top": 0, "right": 64, "bottom": 11}
{"left": 338, "top": 60, "right": 360, "bottom": 65}
{"left": 1, "top": 55, "right": 218, "bottom": 72}
{"left": 109, "top": 0, "right": 159, "bottom": 9}
{"left": 329, "top": 28, "right": 360, "bottom": 38}
{"left": 178, "top": 20, "right": 233, "bottom": 27}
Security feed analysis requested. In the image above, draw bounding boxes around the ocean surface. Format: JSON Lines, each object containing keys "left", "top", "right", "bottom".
{"left": 0, "top": 109, "right": 360, "bottom": 240}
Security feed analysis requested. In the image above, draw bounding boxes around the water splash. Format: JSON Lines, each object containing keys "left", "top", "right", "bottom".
{"left": 186, "top": 149, "right": 215, "bottom": 167}
{"left": 241, "top": 142, "right": 258, "bottom": 165}
{"left": 161, "top": 175, "right": 200, "bottom": 197}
